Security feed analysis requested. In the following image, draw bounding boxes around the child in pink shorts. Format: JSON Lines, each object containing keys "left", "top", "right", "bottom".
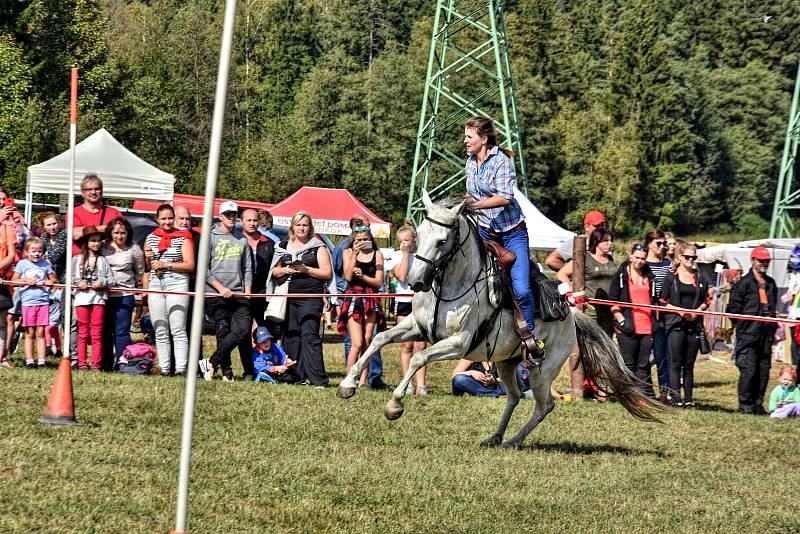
{"left": 12, "top": 238, "right": 56, "bottom": 368}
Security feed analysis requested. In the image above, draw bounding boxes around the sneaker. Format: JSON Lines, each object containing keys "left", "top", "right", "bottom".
{"left": 416, "top": 384, "right": 429, "bottom": 396}
{"left": 78, "top": 365, "right": 90, "bottom": 372}
{"left": 25, "top": 361, "right": 36, "bottom": 369}
{"left": 54, "top": 349, "right": 63, "bottom": 359}
{"left": 198, "top": 358, "right": 213, "bottom": 381}
{"left": 243, "top": 374, "right": 255, "bottom": 382}
{"left": 523, "top": 389, "right": 535, "bottom": 400}
{"left": 683, "top": 401, "right": 695, "bottom": 409}
{"left": 37, "top": 361, "right": 46, "bottom": 368}
{"left": 222, "top": 375, "right": 234, "bottom": 382}
{"left": 405, "top": 383, "right": 415, "bottom": 395}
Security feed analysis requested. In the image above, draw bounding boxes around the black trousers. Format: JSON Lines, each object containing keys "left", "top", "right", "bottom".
{"left": 667, "top": 324, "right": 700, "bottom": 402}
{"left": 617, "top": 331, "right": 654, "bottom": 396}
{"left": 734, "top": 329, "right": 773, "bottom": 412}
{"left": 208, "top": 297, "right": 253, "bottom": 377}
{"left": 282, "top": 297, "right": 327, "bottom": 387}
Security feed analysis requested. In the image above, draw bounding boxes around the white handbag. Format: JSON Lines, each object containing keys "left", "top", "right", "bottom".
{"left": 265, "top": 279, "right": 289, "bottom": 322}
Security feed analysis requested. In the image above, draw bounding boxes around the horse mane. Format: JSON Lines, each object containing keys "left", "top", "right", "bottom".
{"left": 434, "top": 196, "right": 487, "bottom": 264}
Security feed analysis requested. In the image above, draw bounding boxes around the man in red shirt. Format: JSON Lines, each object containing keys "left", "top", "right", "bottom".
{"left": 70, "top": 174, "right": 123, "bottom": 255}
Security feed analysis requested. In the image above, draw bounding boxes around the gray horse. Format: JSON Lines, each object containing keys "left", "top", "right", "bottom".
{"left": 337, "top": 191, "right": 661, "bottom": 448}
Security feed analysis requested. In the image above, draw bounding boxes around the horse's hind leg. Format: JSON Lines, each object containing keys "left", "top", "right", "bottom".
{"left": 501, "top": 367, "right": 557, "bottom": 449}
{"left": 481, "top": 358, "right": 523, "bottom": 448}
{"left": 337, "top": 316, "right": 421, "bottom": 399}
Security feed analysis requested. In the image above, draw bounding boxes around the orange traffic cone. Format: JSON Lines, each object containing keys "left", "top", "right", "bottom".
{"left": 39, "top": 357, "right": 77, "bottom": 425}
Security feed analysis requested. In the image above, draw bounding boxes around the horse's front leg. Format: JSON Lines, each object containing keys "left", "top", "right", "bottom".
{"left": 480, "top": 358, "right": 523, "bottom": 448}
{"left": 385, "top": 331, "right": 471, "bottom": 421}
{"left": 336, "top": 315, "right": 422, "bottom": 399}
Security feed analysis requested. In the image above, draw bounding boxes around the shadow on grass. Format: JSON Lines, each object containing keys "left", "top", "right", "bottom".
{"left": 691, "top": 402, "right": 738, "bottom": 414}
{"left": 524, "top": 441, "right": 668, "bottom": 458}
{"left": 695, "top": 380, "right": 737, "bottom": 388}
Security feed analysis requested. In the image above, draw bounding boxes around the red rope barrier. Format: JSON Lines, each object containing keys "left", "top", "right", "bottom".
{"left": 4, "top": 279, "right": 793, "bottom": 326}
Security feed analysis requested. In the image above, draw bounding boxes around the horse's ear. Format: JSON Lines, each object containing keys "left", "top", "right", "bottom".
{"left": 451, "top": 199, "right": 466, "bottom": 215}
{"left": 421, "top": 189, "right": 434, "bottom": 212}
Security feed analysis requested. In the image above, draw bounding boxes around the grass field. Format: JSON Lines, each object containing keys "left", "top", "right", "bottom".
{"left": 1, "top": 339, "right": 797, "bottom": 533}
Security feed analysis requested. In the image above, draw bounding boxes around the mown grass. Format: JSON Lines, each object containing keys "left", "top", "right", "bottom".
{"left": 0, "top": 340, "right": 797, "bottom": 533}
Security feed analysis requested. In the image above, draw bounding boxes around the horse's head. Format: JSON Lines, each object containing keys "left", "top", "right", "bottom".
{"left": 408, "top": 190, "right": 467, "bottom": 292}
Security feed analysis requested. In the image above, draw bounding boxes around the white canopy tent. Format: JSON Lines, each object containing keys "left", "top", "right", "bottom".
{"left": 25, "top": 128, "right": 174, "bottom": 222}
{"left": 512, "top": 186, "right": 575, "bottom": 250}
{"left": 696, "top": 238, "right": 797, "bottom": 289}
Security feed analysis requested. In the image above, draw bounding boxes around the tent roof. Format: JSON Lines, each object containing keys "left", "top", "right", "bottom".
{"left": 269, "top": 186, "right": 391, "bottom": 238}
{"left": 512, "top": 187, "right": 575, "bottom": 250}
{"left": 132, "top": 194, "right": 272, "bottom": 218}
{"left": 26, "top": 128, "right": 174, "bottom": 201}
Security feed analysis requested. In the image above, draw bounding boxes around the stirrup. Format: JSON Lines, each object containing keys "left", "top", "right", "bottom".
{"left": 522, "top": 334, "right": 546, "bottom": 370}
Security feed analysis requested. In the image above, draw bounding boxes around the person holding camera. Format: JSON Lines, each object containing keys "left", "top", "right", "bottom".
{"left": 608, "top": 243, "right": 656, "bottom": 397}
{"left": 339, "top": 226, "right": 385, "bottom": 387}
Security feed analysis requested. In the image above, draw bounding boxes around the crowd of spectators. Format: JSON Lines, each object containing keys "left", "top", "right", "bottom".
{"left": 1, "top": 173, "right": 798, "bottom": 417}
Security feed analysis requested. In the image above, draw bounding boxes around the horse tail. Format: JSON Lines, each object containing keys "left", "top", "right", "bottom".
{"left": 573, "top": 310, "right": 666, "bottom": 423}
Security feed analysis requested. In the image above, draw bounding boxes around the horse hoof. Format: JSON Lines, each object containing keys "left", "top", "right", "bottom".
{"left": 336, "top": 386, "right": 356, "bottom": 399}
{"left": 384, "top": 399, "right": 405, "bottom": 420}
{"left": 499, "top": 441, "right": 521, "bottom": 450}
{"left": 480, "top": 435, "right": 502, "bottom": 448}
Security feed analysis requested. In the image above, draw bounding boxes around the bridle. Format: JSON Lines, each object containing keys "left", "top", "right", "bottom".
{"left": 414, "top": 215, "right": 469, "bottom": 279}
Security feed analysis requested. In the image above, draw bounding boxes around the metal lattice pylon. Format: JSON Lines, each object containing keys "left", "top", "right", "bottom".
{"left": 770, "top": 62, "right": 800, "bottom": 238}
{"left": 405, "top": 0, "right": 526, "bottom": 225}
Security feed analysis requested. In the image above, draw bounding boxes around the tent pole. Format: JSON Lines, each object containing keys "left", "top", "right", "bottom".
{"left": 173, "top": 0, "right": 237, "bottom": 531}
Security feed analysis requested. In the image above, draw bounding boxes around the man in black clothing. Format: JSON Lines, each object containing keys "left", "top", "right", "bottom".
{"left": 242, "top": 208, "right": 275, "bottom": 328}
{"left": 726, "top": 246, "right": 778, "bottom": 415}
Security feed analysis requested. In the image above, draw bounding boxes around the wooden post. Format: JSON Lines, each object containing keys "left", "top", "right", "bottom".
{"left": 569, "top": 235, "right": 586, "bottom": 400}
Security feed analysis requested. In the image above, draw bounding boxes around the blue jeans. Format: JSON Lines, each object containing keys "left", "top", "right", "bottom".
{"left": 479, "top": 224, "right": 536, "bottom": 332}
{"left": 105, "top": 295, "right": 134, "bottom": 364}
{"left": 652, "top": 317, "right": 670, "bottom": 391}
{"left": 343, "top": 324, "right": 384, "bottom": 387}
{"left": 452, "top": 374, "right": 507, "bottom": 397}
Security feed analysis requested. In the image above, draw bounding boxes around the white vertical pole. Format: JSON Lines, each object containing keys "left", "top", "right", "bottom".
{"left": 62, "top": 68, "right": 78, "bottom": 366}
{"left": 172, "top": 0, "right": 238, "bottom": 532}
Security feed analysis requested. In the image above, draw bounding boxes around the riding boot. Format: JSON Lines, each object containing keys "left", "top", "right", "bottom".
{"left": 522, "top": 334, "right": 546, "bottom": 370}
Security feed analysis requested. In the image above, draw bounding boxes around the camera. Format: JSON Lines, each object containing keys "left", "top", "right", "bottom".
{"left": 3, "top": 198, "right": 14, "bottom": 208}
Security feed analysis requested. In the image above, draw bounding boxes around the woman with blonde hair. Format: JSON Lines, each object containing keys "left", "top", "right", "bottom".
{"left": 661, "top": 242, "right": 712, "bottom": 408}
{"left": 391, "top": 222, "right": 428, "bottom": 395}
{"left": 270, "top": 211, "right": 332, "bottom": 387}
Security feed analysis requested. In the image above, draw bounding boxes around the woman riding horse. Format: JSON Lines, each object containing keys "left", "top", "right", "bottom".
{"left": 463, "top": 116, "right": 546, "bottom": 367}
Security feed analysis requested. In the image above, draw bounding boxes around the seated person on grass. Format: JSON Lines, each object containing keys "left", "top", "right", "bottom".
{"left": 451, "top": 359, "right": 533, "bottom": 399}
{"left": 769, "top": 366, "right": 800, "bottom": 419}
{"left": 253, "top": 326, "right": 296, "bottom": 384}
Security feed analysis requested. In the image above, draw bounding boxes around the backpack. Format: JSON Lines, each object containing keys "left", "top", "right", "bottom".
{"left": 118, "top": 342, "right": 156, "bottom": 375}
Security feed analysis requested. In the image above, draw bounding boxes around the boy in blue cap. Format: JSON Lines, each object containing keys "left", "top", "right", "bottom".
{"left": 252, "top": 326, "right": 296, "bottom": 383}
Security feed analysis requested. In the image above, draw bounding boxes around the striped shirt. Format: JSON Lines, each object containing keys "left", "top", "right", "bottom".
{"left": 647, "top": 259, "right": 672, "bottom": 298}
{"left": 145, "top": 233, "right": 189, "bottom": 265}
{"left": 465, "top": 146, "right": 524, "bottom": 232}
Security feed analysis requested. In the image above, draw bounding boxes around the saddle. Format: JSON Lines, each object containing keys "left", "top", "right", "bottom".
{"left": 483, "top": 241, "right": 570, "bottom": 367}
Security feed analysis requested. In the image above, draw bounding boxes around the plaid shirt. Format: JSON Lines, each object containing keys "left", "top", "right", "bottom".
{"left": 465, "top": 146, "right": 524, "bottom": 232}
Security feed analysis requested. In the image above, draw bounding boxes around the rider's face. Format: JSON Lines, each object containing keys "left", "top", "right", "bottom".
{"left": 463, "top": 127, "right": 486, "bottom": 156}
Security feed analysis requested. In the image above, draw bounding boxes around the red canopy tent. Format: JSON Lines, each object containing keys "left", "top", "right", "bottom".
{"left": 269, "top": 186, "right": 391, "bottom": 238}
{"left": 132, "top": 193, "right": 272, "bottom": 217}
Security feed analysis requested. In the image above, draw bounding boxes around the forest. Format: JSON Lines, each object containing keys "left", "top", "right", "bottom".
{"left": 1, "top": 0, "right": 799, "bottom": 236}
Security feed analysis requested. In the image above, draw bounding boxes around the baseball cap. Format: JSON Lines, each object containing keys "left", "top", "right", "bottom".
{"left": 750, "top": 246, "right": 771, "bottom": 261}
{"left": 253, "top": 326, "right": 273, "bottom": 344}
{"left": 218, "top": 200, "right": 239, "bottom": 216}
{"left": 583, "top": 210, "right": 606, "bottom": 226}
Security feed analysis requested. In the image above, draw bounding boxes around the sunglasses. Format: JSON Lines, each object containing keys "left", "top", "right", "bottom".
{"left": 682, "top": 255, "right": 697, "bottom": 261}
{"left": 632, "top": 243, "right": 646, "bottom": 252}
{"left": 754, "top": 258, "right": 771, "bottom": 263}
{"left": 352, "top": 225, "right": 369, "bottom": 233}
{"left": 654, "top": 241, "right": 666, "bottom": 247}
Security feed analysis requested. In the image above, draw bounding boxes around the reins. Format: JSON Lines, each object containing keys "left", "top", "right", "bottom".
{"left": 416, "top": 212, "right": 498, "bottom": 348}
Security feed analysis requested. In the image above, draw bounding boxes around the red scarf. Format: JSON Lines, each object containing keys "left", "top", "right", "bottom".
{"left": 152, "top": 228, "right": 193, "bottom": 253}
